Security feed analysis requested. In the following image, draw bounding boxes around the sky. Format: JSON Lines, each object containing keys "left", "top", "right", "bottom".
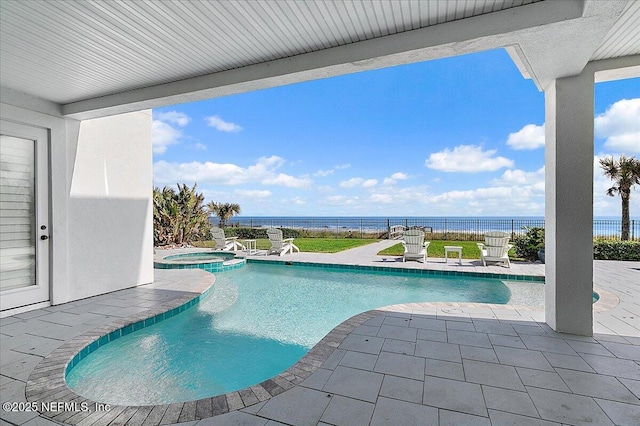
{"left": 152, "top": 48, "right": 640, "bottom": 217}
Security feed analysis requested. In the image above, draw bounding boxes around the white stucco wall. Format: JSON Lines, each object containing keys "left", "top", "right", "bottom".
{"left": 1, "top": 89, "right": 154, "bottom": 307}
{"left": 67, "top": 110, "right": 154, "bottom": 301}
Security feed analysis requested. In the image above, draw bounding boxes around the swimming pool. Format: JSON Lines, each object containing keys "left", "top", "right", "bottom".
{"left": 66, "top": 262, "right": 543, "bottom": 405}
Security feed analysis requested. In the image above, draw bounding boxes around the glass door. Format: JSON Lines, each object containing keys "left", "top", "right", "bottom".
{"left": 0, "top": 121, "right": 49, "bottom": 311}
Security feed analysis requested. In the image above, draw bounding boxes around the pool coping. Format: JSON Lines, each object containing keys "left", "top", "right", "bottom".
{"left": 24, "top": 263, "right": 618, "bottom": 425}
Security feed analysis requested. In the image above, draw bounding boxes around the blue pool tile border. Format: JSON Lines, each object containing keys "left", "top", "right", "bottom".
{"left": 154, "top": 258, "right": 246, "bottom": 273}
{"left": 63, "top": 283, "right": 216, "bottom": 377}
{"left": 246, "top": 258, "right": 545, "bottom": 282}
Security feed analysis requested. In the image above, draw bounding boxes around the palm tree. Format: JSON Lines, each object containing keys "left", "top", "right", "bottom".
{"left": 152, "top": 184, "right": 210, "bottom": 246}
{"left": 599, "top": 155, "right": 640, "bottom": 240}
{"left": 207, "top": 201, "right": 241, "bottom": 228}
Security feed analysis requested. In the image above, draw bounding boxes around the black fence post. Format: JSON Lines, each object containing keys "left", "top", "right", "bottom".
{"left": 445, "top": 219, "right": 448, "bottom": 240}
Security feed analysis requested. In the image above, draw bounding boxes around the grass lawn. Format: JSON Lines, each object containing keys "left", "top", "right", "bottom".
{"left": 194, "top": 238, "right": 378, "bottom": 253}
{"left": 378, "top": 241, "right": 516, "bottom": 260}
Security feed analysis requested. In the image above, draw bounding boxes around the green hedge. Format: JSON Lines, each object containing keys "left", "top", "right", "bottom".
{"left": 593, "top": 240, "right": 640, "bottom": 261}
{"left": 222, "top": 227, "right": 301, "bottom": 239}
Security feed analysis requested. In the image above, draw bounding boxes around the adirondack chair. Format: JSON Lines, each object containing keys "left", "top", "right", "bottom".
{"left": 477, "top": 231, "right": 512, "bottom": 268}
{"left": 266, "top": 228, "right": 300, "bottom": 256}
{"left": 402, "top": 229, "right": 430, "bottom": 262}
{"left": 211, "top": 227, "right": 245, "bottom": 251}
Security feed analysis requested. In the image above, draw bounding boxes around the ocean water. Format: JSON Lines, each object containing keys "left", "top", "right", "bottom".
{"left": 222, "top": 216, "right": 637, "bottom": 237}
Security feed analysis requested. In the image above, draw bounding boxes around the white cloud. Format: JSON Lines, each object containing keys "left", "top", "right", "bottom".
{"left": 595, "top": 98, "right": 640, "bottom": 153}
{"left": 291, "top": 196, "right": 306, "bottom": 205}
{"left": 151, "top": 111, "right": 192, "bottom": 154}
{"left": 234, "top": 189, "right": 272, "bottom": 198}
{"left": 263, "top": 174, "right": 311, "bottom": 188}
{"left": 507, "top": 124, "right": 545, "bottom": 150}
{"left": 383, "top": 172, "right": 409, "bottom": 185}
{"left": 153, "top": 155, "right": 311, "bottom": 188}
{"left": 152, "top": 120, "right": 181, "bottom": 154}
{"left": 194, "top": 143, "right": 207, "bottom": 151}
{"left": 339, "top": 177, "right": 378, "bottom": 188}
{"left": 206, "top": 115, "right": 243, "bottom": 132}
{"left": 425, "top": 145, "right": 514, "bottom": 172}
{"left": 314, "top": 163, "right": 351, "bottom": 177}
{"left": 491, "top": 167, "right": 545, "bottom": 186}
{"left": 339, "top": 178, "right": 364, "bottom": 188}
{"left": 154, "top": 111, "right": 190, "bottom": 126}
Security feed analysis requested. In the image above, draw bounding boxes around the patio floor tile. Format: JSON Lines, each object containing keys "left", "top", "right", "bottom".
{"left": 378, "top": 375, "right": 423, "bottom": 404}
{"left": 566, "top": 340, "right": 615, "bottom": 357}
{"left": 414, "top": 340, "right": 461, "bottom": 362}
{"left": 494, "top": 346, "right": 554, "bottom": 371}
{"left": 300, "top": 368, "right": 333, "bottom": 391}
{"left": 463, "top": 359, "right": 525, "bottom": 391}
{"left": 487, "top": 333, "right": 526, "bottom": 348}
{"left": 256, "top": 387, "right": 330, "bottom": 426}
{"left": 322, "top": 366, "right": 383, "bottom": 403}
{"left": 594, "top": 398, "right": 640, "bottom": 426}
{"left": 459, "top": 345, "right": 498, "bottom": 363}
{"left": 319, "top": 395, "right": 374, "bottom": 426}
{"left": 555, "top": 368, "right": 640, "bottom": 404}
{"left": 447, "top": 329, "right": 492, "bottom": 348}
{"left": 438, "top": 409, "right": 491, "bottom": 426}
{"left": 527, "top": 386, "right": 614, "bottom": 425}
{"left": 472, "top": 320, "right": 518, "bottom": 336}
{"left": 373, "top": 351, "right": 425, "bottom": 380}
{"left": 338, "top": 351, "right": 378, "bottom": 371}
{"left": 338, "top": 334, "right": 384, "bottom": 355}
{"left": 482, "top": 385, "right": 539, "bottom": 417}
{"left": 487, "top": 409, "right": 561, "bottom": 426}
{"left": 423, "top": 376, "right": 487, "bottom": 417}
{"left": 381, "top": 338, "right": 415, "bottom": 355}
{"left": 515, "top": 367, "right": 571, "bottom": 392}
{"left": 620, "top": 378, "right": 640, "bottom": 399}
{"left": 541, "top": 352, "right": 595, "bottom": 373}
{"left": 580, "top": 353, "right": 640, "bottom": 380}
{"left": 416, "top": 329, "right": 447, "bottom": 343}
{"left": 376, "top": 324, "right": 417, "bottom": 342}
{"left": 599, "top": 340, "right": 640, "bottom": 361}
{"left": 408, "top": 317, "right": 446, "bottom": 332}
{"left": 425, "top": 358, "right": 464, "bottom": 381}
{"left": 519, "top": 334, "right": 578, "bottom": 355}
{"left": 370, "top": 396, "right": 438, "bottom": 426}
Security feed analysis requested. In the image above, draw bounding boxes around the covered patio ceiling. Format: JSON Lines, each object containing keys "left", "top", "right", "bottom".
{"left": 1, "top": 0, "right": 638, "bottom": 120}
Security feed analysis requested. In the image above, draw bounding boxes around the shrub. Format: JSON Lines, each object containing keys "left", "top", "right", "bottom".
{"left": 513, "top": 227, "right": 545, "bottom": 261}
{"left": 593, "top": 240, "right": 640, "bottom": 261}
{"left": 223, "top": 227, "right": 301, "bottom": 239}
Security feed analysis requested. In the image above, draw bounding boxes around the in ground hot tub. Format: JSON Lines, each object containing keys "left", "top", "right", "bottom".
{"left": 154, "top": 251, "right": 245, "bottom": 272}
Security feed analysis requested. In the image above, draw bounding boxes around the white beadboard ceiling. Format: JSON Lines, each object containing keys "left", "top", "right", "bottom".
{"left": 0, "top": 0, "right": 638, "bottom": 115}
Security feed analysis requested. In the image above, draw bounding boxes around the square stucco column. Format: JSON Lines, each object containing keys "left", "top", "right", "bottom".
{"left": 544, "top": 72, "right": 594, "bottom": 336}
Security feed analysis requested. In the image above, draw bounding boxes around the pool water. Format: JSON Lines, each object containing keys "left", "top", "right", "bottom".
{"left": 66, "top": 263, "right": 533, "bottom": 405}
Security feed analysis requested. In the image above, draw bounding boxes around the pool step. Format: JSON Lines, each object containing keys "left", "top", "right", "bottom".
{"left": 223, "top": 259, "right": 245, "bottom": 267}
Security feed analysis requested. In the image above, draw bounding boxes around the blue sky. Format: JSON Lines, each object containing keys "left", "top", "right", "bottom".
{"left": 152, "top": 48, "right": 640, "bottom": 217}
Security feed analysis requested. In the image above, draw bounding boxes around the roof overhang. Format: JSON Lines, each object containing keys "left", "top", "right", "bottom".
{"left": 1, "top": 0, "right": 638, "bottom": 120}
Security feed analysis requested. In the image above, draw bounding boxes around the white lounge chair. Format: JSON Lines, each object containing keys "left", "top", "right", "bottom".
{"left": 266, "top": 228, "right": 300, "bottom": 256}
{"left": 402, "top": 229, "right": 430, "bottom": 262}
{"left": 211, "top": 227, "right": 245, "bottom": 251}
{"left": 477, "top": 232, "right": 512, "bottom": 268}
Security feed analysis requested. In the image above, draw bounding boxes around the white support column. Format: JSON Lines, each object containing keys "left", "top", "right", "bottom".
{"left": 544, "top": 71, "right": 594, "bottom": 336}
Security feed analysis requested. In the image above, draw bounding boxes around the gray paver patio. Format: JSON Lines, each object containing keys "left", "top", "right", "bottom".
{"left": 1, "top": 243, "right": 639, "bottom": 425}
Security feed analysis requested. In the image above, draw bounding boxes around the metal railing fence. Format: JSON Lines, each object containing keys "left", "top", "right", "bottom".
{"left": 223, "top": 217, "right": 639, "bottom": 241}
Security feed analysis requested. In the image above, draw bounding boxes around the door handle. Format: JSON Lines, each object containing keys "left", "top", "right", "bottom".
{"left": 40, "top": 235, "right": 49, "bottom": 240}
